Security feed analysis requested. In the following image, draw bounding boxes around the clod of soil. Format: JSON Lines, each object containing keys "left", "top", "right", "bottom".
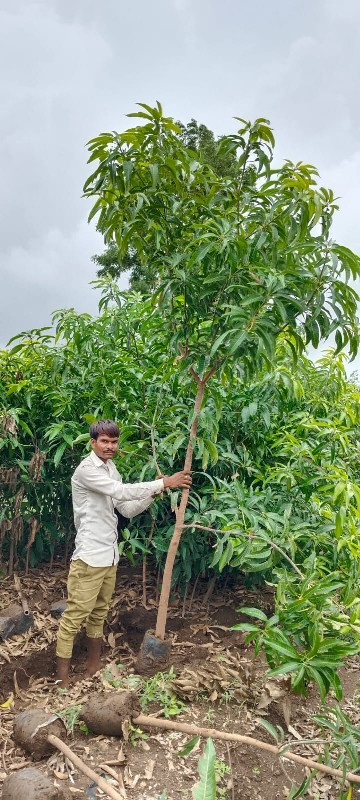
{"left": 2, "top": 766, "right": 69, "bottom": 799}
{"left": 135, "top": 629, "right": 171, "bottom": 676}
{"left": 13, "top": 709, "right": 66, "bottom": 760}
{"left": 81, "top": 690, "right": 140, "bottom": 735}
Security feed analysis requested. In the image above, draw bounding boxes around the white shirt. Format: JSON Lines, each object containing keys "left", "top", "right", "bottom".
{"left": 71, "top": 451, "right": 164, "bottom": 567}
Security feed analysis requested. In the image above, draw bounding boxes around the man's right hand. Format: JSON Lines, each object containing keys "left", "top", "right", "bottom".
{"left": 163, "top": 471, "right": 192, "bottom": 490}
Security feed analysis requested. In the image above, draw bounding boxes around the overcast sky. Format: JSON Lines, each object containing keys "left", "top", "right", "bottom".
{"left": 1, "top": 0, "right": 360, "bottom": 363}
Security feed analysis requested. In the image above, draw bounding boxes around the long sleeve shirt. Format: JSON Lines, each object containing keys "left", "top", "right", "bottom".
{"left": 71, "top": 451, "right": 164, "bottom": 567}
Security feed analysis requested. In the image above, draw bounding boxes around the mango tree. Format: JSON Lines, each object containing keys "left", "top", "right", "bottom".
{"left": 63, "top": 105, "right": 360, "bottom": 658}
{"left": 84, "top": 103, "right": 359, "bottom": 653}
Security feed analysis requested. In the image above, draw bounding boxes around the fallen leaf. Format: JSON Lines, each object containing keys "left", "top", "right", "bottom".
{"left": 140, "top": 740, "right": 150, "bottom": 751}
{"left": 282, "top": 696, "right": 291, "bottom": 728}
{"left": 0, "top": 694, "right": 14, "bottom": 709}
{"left": 121, "top": 720, "right": 130, "bottom": 742}
{"left": 288, "top": 724, "right": 302, "bottom": 740}
{"left": 144, "top": 759, "right": 155, "bottom": 780}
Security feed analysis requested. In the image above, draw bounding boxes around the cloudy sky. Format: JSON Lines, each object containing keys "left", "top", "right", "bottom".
{"left": 1, "top": 0, "right": 360, "bottom": 357}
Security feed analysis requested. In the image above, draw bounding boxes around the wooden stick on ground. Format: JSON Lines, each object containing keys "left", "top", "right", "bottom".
{"left": 47, "top": 735, "right": 126, "bottom": 800}
{"left": 133, "top": 715, "right": 360, "bottom": 785}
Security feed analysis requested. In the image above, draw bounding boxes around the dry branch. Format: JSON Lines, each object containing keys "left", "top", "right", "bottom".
{"left": 133, "top": 714, "right": 360, "bottom": 785}
{"left": 47, "top": 734, "right": 125, "bottom": 800}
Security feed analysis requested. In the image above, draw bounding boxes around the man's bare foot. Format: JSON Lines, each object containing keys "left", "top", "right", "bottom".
{"left": 85, "top": 636, "right": 102, "bottom": 677}
{"left": 56, "top": 656, "right": 70, "bottom": 688}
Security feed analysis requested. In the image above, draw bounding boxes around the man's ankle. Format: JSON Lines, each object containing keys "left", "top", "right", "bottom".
{"left": 56, "top": 656, "right": 70, "bottom": 688}
{"left": 85, "top": 635, "right": 102, "bottom": 676}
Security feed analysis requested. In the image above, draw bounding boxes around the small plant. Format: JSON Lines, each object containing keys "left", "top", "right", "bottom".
{"left": 102, "top": 665, "right": 142, "bottom": 692}
{"left": 128, "top": 722, "right": 149, "bottom": 746}
{"left": 313, "top": 705, "right": 360, "bottom": 776}
{"left": 214, "top": 758, "right": 231, "bottom": 798}
{"left": 176, "top": 737, "right": 231, "bottom": 799}
{"left": 203, "top": 708, "right": 216, "bottom": 724}
{"left": 56, "top": 704, "right": 83, "bottom": 734}
{"left": 257, "top": 708, "right": 360, "bottom": 800}
{"left": 192, "top": 738, "right": 217, "bottom": 800}
{"left": 232, "top": 572, "right": 359, "bottom": 700}
{"left": 140, "top": 668, "right": 186, "bottom": 718}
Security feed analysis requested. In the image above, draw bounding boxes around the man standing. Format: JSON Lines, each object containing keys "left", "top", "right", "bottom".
{"left": 56, "top": 419, "right": 192, "bottom": 687}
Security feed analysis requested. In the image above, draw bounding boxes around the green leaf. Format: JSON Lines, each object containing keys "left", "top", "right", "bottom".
{"left": 306, "top": 666, "right": 328, "bottom": 701}
{"left": 177, "top": 736, "right": 201, "bottom": 757}
{"left": 241, "top": 405, "right": 253, "bottom": 424}
{"left": 235, "top": 606, "right": 268, "bottom": 622}
{"left": 265, "top": 639, "right": 298, "bottom": 659}
{"left": 54, "top": 442, "right": 67, "bottom": 467}
{"left": 256, "top": 719, "right": 281, "bottom": 743}
{"left": 231, "top": 622, "right": 261, "bottom": 633}
{"left": 209, "top": 331, "right": 229, "bottom": 359}
{"left": 267, "top": 661, "right": 301, "bottom": 677}
{"left": 192, "top": 738, "right": 217, "bottom": 800}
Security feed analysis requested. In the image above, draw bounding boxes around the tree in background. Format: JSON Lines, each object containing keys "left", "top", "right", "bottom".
{"left": 84, "top": 101, "right": 360, "bottom": 661}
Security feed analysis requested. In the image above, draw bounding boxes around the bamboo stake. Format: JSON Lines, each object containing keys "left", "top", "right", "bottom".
{"left": 133, "top": 715, "right": 360, "bottom": 785}
{"left": 47, "top": 735, "right": 125, "bottom": 799}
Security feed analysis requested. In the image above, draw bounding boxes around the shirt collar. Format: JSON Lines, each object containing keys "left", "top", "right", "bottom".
{"left": 89, "top": 450, "right": 110, "bottom": 469}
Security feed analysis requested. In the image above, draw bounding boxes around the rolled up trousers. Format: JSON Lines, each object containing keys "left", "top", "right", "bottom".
{"left": 56, "top": 559, "right": 117, "bottom": 659}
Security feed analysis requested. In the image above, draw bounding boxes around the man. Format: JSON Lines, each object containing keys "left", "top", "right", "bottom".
{"left": 56, "top": 419, "right": 192, "bottom": 687}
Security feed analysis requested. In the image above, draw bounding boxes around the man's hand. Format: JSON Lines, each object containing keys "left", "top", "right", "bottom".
{"left": 163, "top": 471, "right": 192, "bottom": 490}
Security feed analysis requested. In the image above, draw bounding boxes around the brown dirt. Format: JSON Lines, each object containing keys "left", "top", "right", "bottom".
{"left": 2, "top": 766, "right": 70, "bottom": 799}
{"left": 0, "top": 564, "right": 359, "bottom": 800}
{"left": 81, "top": 691, "right": 140, "bottom": 736}
{"left": 13, "top": 709, "right": 66, "bottom": 760}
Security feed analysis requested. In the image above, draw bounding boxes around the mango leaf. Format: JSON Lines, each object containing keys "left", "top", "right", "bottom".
{"left": 236, "top": 606, "right": 268, "bottom": 621}
{"left": 192, "top": 738, "right": 217, "bottom": 800}
{"left": 177, "top": 735, "right": 201, "bottom": 757}
{"left": 54, "top": 442, "right": 67, "bottom": 467}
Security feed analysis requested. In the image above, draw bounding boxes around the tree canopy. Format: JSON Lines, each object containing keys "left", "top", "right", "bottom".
{"left": 92, "top": 118, "right": 247, "bottom": 291}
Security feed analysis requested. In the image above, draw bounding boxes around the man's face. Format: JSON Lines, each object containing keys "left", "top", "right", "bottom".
{"left": 91, "top": 434, "right": 119, "bottom": 461}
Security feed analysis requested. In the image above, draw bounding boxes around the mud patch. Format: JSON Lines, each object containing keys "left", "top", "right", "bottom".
{"left": 2, "top": 767, "right": 70, "bottom": 799}
{"left": 13, "top": 708, "right": 66, "bottom": 760}
{"left": 81, "top": 690, "right": 140, "bottom": 735}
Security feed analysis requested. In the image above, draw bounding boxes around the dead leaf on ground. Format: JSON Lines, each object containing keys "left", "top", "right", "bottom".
{"left": 144, "top": 759, "right": 155, "bottom": 780}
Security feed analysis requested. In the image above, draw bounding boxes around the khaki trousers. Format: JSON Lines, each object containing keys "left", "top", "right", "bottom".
{"left": 56, "top": 559, "right": 117, "bottom": 659}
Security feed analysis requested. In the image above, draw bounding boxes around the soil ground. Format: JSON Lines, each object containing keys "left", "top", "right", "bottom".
{"left": 0, "top": 563, "right": 359, "bottom": 800}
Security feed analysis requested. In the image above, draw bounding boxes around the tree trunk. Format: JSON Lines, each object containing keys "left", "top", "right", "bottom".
{"left": 202, "top": 575, "right": 217, "bottom": 604}
{"left": 155, "top": 378, "right": 206, "bottom": 640}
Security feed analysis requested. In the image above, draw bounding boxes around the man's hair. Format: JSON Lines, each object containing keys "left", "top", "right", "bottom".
{"left": 89, "top": 419, "right": 119, "bottom": 440}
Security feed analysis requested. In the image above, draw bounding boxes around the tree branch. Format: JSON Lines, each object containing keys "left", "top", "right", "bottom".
{"left": 133, "top": 716, "right": 360, "bottom": 785}
{"left": 182, "top": 523, "right": 304, "bottom": 578}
